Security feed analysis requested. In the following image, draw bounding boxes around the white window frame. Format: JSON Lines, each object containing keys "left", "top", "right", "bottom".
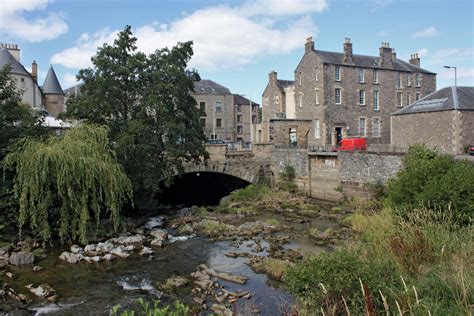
{"left": 315, "top": 89, "right": 320, "bottom": 105}
{"left": 315, "top": 67, "right": 319, "bottom": 81}
{"left": 406, "top": 73, "right": 411, "bottom": 86}
{"left": 237, "top": 125, "right": 243, "bottom": 134}
{"left": 396, "top": 72, "right": 402, "bottom": 88}
{"left": 396, "top": 91, "right": 403, "bottom": 107}
{"left": 216, "top": 101, "right": 222, "bottom": 112}
{"left": 415, "top": 74, "right": 422, "bottom": 87}
{"left": 373, "top": 90, "right": 379, "bottom": 111}
{"left": 415, "top": 92, "right": 421, "bottom": 101}
{"left": 299, "top": 72, "right": 303, "bottom": 86}
{"left": 359, "top": 68, "right": 365, "bottom": 83}
{"left": 237, "top": 114, "right": 242, "bottom": 123}
{"left": 372, "top": 117, "right": 381, "bottom": 137}
{"left": 314, "top": 119, "right": 320, "bottom": 139}
{"left": 359, "top": 117, "right": 366, "bottom": 137}
{"left": 406, "top": 93, "right": 411, "bottom": 106}
{"left": 298, "top": 93, "right": 303, "bottom": 108}
{"left": 359, "top": 90, "right": 366, "bottom": 105}
{"left": 335, "top": 66, "right": 341, "bottom": 81}
{"left": 373, "top": 69, "right": 379, "bottom": 84}
{"left": 335, "top": 88, "right": 342, "bottom": 105}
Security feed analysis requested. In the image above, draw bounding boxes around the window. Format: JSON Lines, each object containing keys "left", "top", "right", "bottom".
{"left": 265, "top": 96, "right": 269, "bottom": 107}
{"left": 199, "top": 102, "right": 206, "bottom": 115}
{"left": 216, "top": 101, "right": 222, "bottom": 112}
{"left": 210, "top": 134, "right": 217, "bottom": 139}
{"left": 373, "top": 90, "right": 379, "bottom": 111}
{"left": 252, "top": 105, "right": 257, "bottom": 112}
{"left": 252, "top": 115, "right": 257, "bottom": 123}
{"left": 200, "top": 118, "right": 206, "bottom": 127}
{"left": 359, "top": 117, "right": 366, "bottom": 137}
{"left": 335, "top": 88, "right": 341, "bottom": 104}
{"left": 237, "top": 126, "right": 243, "bottom": 134}
{"left": 372, "top": 118, "right": 380, "bottom": 137}
{"left": 373, "top": 69, "right": 379, "bottom": 84}
{"left": 237, "top": 115, "right": 242, "bottom": 123}
{"left": 415, "top": 92, "right": 421, "bottom": 101}
{"left": 216, "top": 118, "right": 222, "bottom": 127}
{"left": 359, "top": 68, "right": 365, "bottom": 83}
{"left": 415, "top": 74, "right": 421, "bottom": 87}
{"left": 397, "top": 92, "right": 403, "bottom": 107}
{"left": 299, "top": 72, "right": 302, "bottom": 86}
{"left": 406, "top": 93, "right": 411, "bottom": 106}
{"left": 315, "top": 68, "right": 319, "bottom": 81}
{"left": 359, "top": 90, "right": 366, "bottom": 105}
{"left": 315, "top": 89, "right": 320, "bottom": 105}
{"left": 298, "top": 93, "right": 303, "bottom": 108}
{"left": 314, "top": 119, "right": 320, "bottom": 139}
{"left": 396, "top": 72, "right": 402, "bottom": 88}
{"left": 406, "top": 73, "right": 411, "bottom": 86}
{"left": 236, "top": 105, "right": 242, "bottom": 112}
{"left": 335, "top": 66, "right": 341, "bottom": 81}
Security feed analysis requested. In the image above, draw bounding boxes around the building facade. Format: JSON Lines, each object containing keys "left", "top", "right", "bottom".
{"left": 391, "top": 86, "right": 474, "bottom": 155}
{"left": 262, "top": 37, "right": 437, "bottom": 148}
{"left": 0, "top": 44, "right": 65, "bottom": 117}
{"left": 191, "top": 80, "right": 259, "bottom": 143}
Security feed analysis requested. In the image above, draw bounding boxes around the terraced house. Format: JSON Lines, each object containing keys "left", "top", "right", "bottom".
{"left": 262, "top": 37, "right": 436, "bottom": 148}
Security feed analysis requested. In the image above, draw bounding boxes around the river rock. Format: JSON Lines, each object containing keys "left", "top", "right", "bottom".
{"left": 70, "top": 245, "right": 83, "bottom": 254}
{"left": 150, "top": 239, "right": 163, "bottom": 247}
{"left": 110, "top": 246, "right": 129, "bottom": 259}
{"left": 25, "top": 283, "right": 55, "bottom": 298}
{"left": 139, "top": 247, "right": 153, "bottom": 256}
{"left": 59, "top": 251, "right": 80, "bottom": 264}
{"left": 97, "top": 241, "right": 114, "bottom": 253}
{"left": 103, "top": 253, "right": 116, "bottom": 261}
{"left": 33, "top": 265, "right": 43, "bottom": 272}
{"left": 164, "top": 276, "right": 188, "bottom": 289}
{"left": 149, "top": 229, "right": 168, "bottom": 241}
{"left": 111, "top": 235, "right": 146, "bottom": 245}
{"left": 0, "top": 260, "right": 8, "bottom": 269}
{"left": 84, "top": 244, "right": 96, "bottom": 253}
{"left": 0, "top": 248, "right": 9, "bottom": 260}
{"left": 9, "top": 251, "right": 35, "bottom": 266}
{"left": 144, "top": 217, "right": 164, "bottom": 229}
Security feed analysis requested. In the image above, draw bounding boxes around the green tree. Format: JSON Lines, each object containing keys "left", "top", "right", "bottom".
{"left": 4, "top": 124, "right": 133, "bottom": 243}
{"left": 0, "top": 64, "right": 46, "bottom": 235}
{"left": 64, "top": 26, "right": 207, "bottom": 209}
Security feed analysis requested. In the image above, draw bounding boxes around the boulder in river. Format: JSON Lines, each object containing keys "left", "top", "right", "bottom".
{"left": 110, "top": 246, "right": 130, "bottom": 259}
{"left": 84, "top": 244, "right": 96, "bottom": 253}
{"left": 96, "top": 241, "right": 114, "bottom": 253}
{"left": 9, "top": 251, "right": 35, "bottom": 266}
{"left": 70, "top": 245, "right": 83, "bottom": 254}
{"left": 177, "top": 224, "right": 194, "bottom": 235}
{"left": 103, "top": 253, "right": 116, "bottom": 261}
{"left": 149, "top": 229, "right": 168, "bottom": 241}
{"left": 139, "top": 247, "right": 153, "bottom": 256}
{"left": 111, "top": 234, "right": 146, "bottom": 245}
{"left": 25, "top": 283, "right": 55, "bottom": 299}
{"left": 59, "top": 251, "right": 80, "bottom": 264}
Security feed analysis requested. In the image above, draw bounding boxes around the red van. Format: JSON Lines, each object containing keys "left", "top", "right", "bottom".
{"left": 337, "top": 138, "right": 367, "bottom": 151}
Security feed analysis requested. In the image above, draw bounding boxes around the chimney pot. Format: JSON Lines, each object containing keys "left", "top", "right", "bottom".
{"left": 305, "top": 36, "right": 315, "bottom": 53}
{"left": 343, "top": 37, "right": 353, "bottom": 63}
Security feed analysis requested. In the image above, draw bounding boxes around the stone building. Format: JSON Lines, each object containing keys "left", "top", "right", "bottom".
{"left": 0, "top": 44, "right": 65, "bottom": 117}
{"left": 391, "top": 86, "right": 474, "bottom": 155}
{"left": 262, "top": 37, "right": 437, "bottom": 148}
{"left": 191, "top": 79, "right": 258, "bottom": 143}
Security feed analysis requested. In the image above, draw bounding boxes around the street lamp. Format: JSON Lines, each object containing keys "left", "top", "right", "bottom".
{"left": 443, "top": 65, "right": 457, "bottom": 88}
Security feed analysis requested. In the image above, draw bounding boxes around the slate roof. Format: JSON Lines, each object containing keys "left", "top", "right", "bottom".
{"left": 0, "top": 48, "right": 30, "bottom": 76}
{"left": 193, "top": 79, "right": 231, "bottom": 95}
{"left": 42, "top": 66, "right": 64, "bottom": 94}
{"left": 313, "top": 50, "right": 435, "bottom": 74}
{"left": 392, "top": 86, "right": 474, "bottom": 116}
{"left": 277, "top": 79, "right": 294, "bottom": 89}
{"left": 64, "top": 83, "right": 83, "bottom": 96}
{"left": 233, "top": 94, "right": 260, "bottom": 106}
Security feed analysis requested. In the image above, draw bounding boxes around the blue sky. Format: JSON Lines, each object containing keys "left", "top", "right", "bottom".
{"left": 1, "top": 0, "right": 473, "bottom": 103}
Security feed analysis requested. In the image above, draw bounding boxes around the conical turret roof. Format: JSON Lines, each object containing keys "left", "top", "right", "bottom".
{"left": 43, "top": 66, "right": 64, "bottom": 94}
{"left": 0, "top": 48, "right": 30, "bottom": 76}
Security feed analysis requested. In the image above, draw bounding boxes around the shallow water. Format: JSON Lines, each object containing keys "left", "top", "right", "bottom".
{"left": 1, "top": 211, "right": 340, "bottom": 315}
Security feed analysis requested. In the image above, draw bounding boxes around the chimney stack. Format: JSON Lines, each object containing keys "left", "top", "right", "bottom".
{"left": 409, "top": 53, "right": 420, "bottom": 67}
{"left": 269, "top": 70, "right": 277, "bottom": 83}
{"left": 1, "top": 43, "right": 21, "bottom": 62}
{"left": 343, "top": 37, "right": 353, "bottom": 63}
{"left": 31, "top": 60, "right": 38, "bottom": 82}
{"left": 305, "top": 36, "right": 314, "bottom": 53}
{"left": 379, "top": 42, "right": 393, "bottom": 66}
{"left": 392, "top": 48, "right": 397, "bottom": 60}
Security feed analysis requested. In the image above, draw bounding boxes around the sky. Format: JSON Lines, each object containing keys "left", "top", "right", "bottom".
{"left": 1, "top": 0, "right": 473, "bottom": 103}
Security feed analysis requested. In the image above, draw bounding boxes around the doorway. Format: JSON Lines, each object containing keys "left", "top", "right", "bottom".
{"left": 335, "top": 127, "right": 343, "bottom": 144}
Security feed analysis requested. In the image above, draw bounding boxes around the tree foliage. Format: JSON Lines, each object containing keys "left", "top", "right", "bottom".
{"left": 64, "top": 26, "right": 207, "bottom": 209}
{"left": 386, "top": 145, "right": 474, "bottom": 223}
{"left": 4, "top": 124, "right": 133, "bottom": 243}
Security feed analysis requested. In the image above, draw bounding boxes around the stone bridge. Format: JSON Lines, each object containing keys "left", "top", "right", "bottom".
{"left": 178, "top": 143, "right": 405, "bottom": 201}
{"left": 180, "top": 144, "right": 274, "bottom": 185}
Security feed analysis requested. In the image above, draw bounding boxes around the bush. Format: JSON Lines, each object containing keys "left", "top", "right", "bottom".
{"left": 227, "top": 184, "right": 270, "bottom": 203}
{"left": 386, "top": 145, "right": 474, "bottom": 223}
{"left": 111, "top": 298, "right": 190, "bottom": 316}
{"left": 278, "top": 164, "right": 298, "bottom": 193}
{"left": 285, "top": 249, "right": 398, "bottom": 314}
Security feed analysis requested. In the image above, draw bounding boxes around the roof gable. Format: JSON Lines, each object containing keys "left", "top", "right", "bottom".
{"left": 0, "top": 48, "right": 30, "bottom": 76}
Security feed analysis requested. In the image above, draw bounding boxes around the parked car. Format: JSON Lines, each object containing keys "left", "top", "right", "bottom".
{"left": 468, "top": 145, "right": 474, "bottom": 156}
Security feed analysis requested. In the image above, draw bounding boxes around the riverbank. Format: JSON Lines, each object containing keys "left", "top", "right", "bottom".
{"left": 0, "top": 186, "right": 351, "bottom": 315}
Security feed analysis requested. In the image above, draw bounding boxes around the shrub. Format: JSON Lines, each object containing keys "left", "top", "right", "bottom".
{"left": 386, "top": 145, "right": 474, "bottom": 223}
{"left": 227, "top": 184, "right": 270, "bottom": 203}
{"left": 111, "top": 298, "right": 190, "bottom": 316}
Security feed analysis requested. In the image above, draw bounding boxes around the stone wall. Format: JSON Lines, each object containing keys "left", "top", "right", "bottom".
{"left": 271, "top": 148, "right": 309, "bottom": 193}
{"left": 459, "top": 111, "right": 474, "bottom": 153}
{"left": 391, "top": 111, "right": 455, "bottom": 155}
{"left": 269, "top": 119, "right": 312, "bottom": 147}
{"left": 308, "top": 154, "right": 342, "bottom": 201}
{"left": 44, "top": 93, "right": 65, "bottom": 117}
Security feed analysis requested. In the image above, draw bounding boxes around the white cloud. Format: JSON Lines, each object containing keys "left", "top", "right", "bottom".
{"left": 62, "top": 72, "right": 80, "bottom": 88}
{"left": 0, "top": 0, "right": 68, "bottom": 42}
{"left": 417, "top": 48, "right": 429, "bottom": 57}
{"left": 411, "top": 26, "right": 439, "bottom": 39}
{"left": 439, "top": 67, "right": 474, "bottom": 80}
{"left": 431, "top": 48, "right": 474, "bottom": 60}
{"left": 51, "top": 1, "right": 321, "bottom": 71}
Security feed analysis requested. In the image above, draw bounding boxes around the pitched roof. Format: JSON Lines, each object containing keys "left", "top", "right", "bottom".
{"left": 233, "top": 94, "right": 260, "bottom": 106}
{"left": 392, "top": 86, "right": 474, "bottom": 116}
{"left": 0, "top": 48, "right": 30, "bottom": 76}
{"left": 193, "top": 79, "right": 231, "bottom": 95}
{"left": 313, "top": 50, "right": 435, "bottom": 74}
{"left": 277, "top": 79, "right": 294, "bottom": 89}
{"left": 64, "top": 83, "right": 83, "bottom": 96}
{"left": 42, "top": 66, "right": 64, "bottom": 94}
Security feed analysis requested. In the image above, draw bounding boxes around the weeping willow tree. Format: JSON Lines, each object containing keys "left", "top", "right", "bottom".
{"left": 4, "top": 124, "right": 133, "bottom": 243}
